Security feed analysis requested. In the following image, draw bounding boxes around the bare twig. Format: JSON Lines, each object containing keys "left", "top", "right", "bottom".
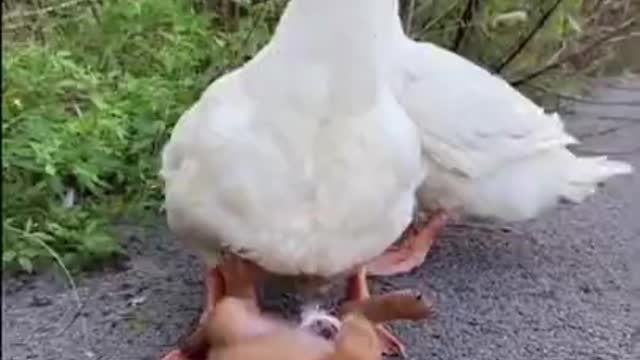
{"left": 221, "top": 0, "right": 233, "bottom": 23}
{"left": 511, "top": 17, "right": 637, "bottom": 86}
{"left": 236, "top": 1, "right": 270, "bottom": 58}
{"left": 55, "top": 299, "right": 88, "bottom": 336}
{"left": 405, "top": 0, "right": 417, "bottom": 35}
{"left": 607, "top": 31, "right": 640, "bottom": 43}
{"left": 451, "top": 0, "right": 477, "bottom": 51}
{"left": 2, "top": 13, "right": 85, "bottom": 32}
{"left": 86, "top": 0, "right": 101, "bottom": 24}
{"left": 495, "top": 0, "right": 565, "bottom": 74}
{"left": 203, "top": 1, "right": 272, "bottom": 84}
{"left": 2, "top": 0, "right": 87, "bottom": 22}
{"left": 4, "top": 221, "right": 90, "bottom": 351}
{"left": 418, "top": 0, "right": 462, "bottom": 36}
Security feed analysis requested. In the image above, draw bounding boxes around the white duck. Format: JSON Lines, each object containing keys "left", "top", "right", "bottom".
{"left": 365, "top": 1, "right": 634, "bottom": 276}
{"left": 160, "top": 0, "right": 426, "bottom": 359}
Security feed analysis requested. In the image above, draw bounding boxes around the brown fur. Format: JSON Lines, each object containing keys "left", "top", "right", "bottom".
{"left": 174, "top": 256, "right": 432, "bottom": 360}
{"left": 196, "top": 290, "right": 431, "bottom": 360}
{"left": 205, "top": 299, "right": 380, "bottom": 360}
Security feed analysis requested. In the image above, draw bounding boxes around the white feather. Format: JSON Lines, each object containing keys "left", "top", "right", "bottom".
{"left": 161, "top": 0, "right": 425, "bottom": 276}
{"left": 387, "top": 30, "right": 633, "bottom": 221}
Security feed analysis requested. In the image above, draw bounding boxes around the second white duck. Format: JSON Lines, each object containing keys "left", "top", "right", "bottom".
{"left": 365, "top": 1, "right": 634, "bottom": 276}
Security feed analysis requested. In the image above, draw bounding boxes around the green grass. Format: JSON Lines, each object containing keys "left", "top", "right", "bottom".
{"left": 1, "top": 0, "right": 629, "bottom": 274}
{"left": 1, "top": 0, "right": 268, "bottom": 273}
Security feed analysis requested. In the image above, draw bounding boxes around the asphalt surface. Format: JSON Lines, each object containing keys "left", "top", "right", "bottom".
{"left": 2, "top": 76, "right": 639, "bottom": 360}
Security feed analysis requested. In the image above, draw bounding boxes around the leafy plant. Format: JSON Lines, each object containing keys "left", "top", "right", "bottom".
{"left": 2, "top": 0, "right": 225, "bottom": 272}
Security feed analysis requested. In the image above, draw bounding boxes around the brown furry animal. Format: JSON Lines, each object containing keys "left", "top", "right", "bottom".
{"left": 163, "top": 289, "right": 430, "bottom": 360}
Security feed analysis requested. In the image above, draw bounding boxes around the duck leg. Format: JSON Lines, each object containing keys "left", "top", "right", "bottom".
{"left": 346, "top": 267, "right": 407, "bottom": 357}
{"left": 366, "top": 210, "right": 450, "bottom": 276}
{"left": 160, "top": 256, "right": 261, "bottom": 360}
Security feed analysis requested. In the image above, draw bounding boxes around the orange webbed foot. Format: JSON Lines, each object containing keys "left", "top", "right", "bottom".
{"left": 366, "top": 211, "right": 450, "bottom": 276}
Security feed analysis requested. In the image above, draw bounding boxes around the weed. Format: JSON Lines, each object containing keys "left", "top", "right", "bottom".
{"left": 2, "top": 0, "right": 228, "bottom": 272}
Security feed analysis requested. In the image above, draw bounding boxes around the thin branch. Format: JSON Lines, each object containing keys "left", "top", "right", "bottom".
{"left": 405, "top": 0, "right": 417, "bottom": 35}
{"left": 56, "top": 298, "right": 88, "bottom": 336}
{"left": 235, "top": 2, "right": 270, "bottom": 58}
{"left": 511, "top": 17, "right": 637, "bottom": 87}
{"left": 86, "top": 0, "right": 101, "bottom": 24}
{"left": 203, "top": 1, "right": 272, "bottom": 84}
{"left": 221, "top": 0, "right": 233, "bottom": 24}
{"left": 418, "top": 0, "right": 463, "bottom": 36}
{"left": 2, "top": 12, "right": 86, "bottom": 32}
{"left": 451, "top": 0, "right": 476, "bottom": 51}
{"left": 494, "top": 0, "right": 565, "bottom": 74}
{"left": 607, "top": 31, "right": 640, "bottom": 43}
{"left": 2, "top": 0, "right": 87, "bottom": 22}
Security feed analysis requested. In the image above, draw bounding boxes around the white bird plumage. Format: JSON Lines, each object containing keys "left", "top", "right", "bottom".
{"left": 161, "top": 0, "right": 633, "bottom": 277}
{"left": 161, "top": 0, "right": 424, "bottom": 276}
{"left": 159, "top": 3, "right": 633, "bottom": 357}
{"left": 382, "top": 5, "right": 632, "bottom": 221}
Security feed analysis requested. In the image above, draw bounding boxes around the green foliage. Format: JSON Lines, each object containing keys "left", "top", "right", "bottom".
{"left": 405, "top": 0, "right": 585, "bottom": 79}
{"left": 1, "top": 0, "right": 231, "bottom": 272}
